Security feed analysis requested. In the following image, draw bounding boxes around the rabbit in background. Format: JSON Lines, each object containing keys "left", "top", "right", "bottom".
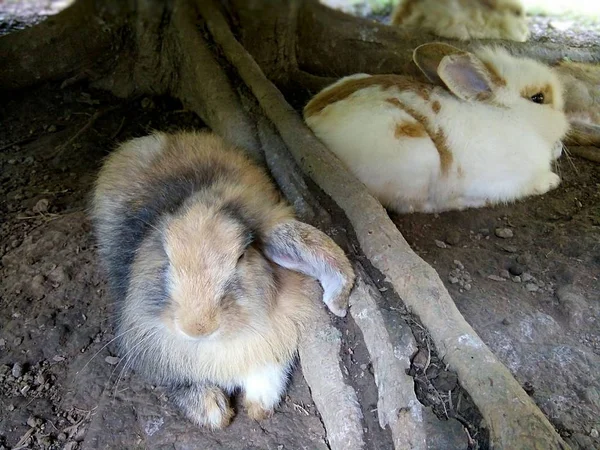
{"left": 304, "top": 43, "right": 570, "bottom": 213}
{"left": 91, "top": 131, "right": 355, "bottom": 428}
{"left": 391, "top": 0, "right": 530, "bottom": 42}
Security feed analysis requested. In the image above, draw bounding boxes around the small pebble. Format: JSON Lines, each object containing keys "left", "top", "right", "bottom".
{"left": 33, "top": 198, "right": 49, "bottom": 213}
{"left": 47, "top": 124, "right": 57, "bottom": 133}
{"left": 501, "top": 318, "right": 511, "bottom": 326}
{"left": 509, "top": 264, "right": 525, "bottom": 276}
{"left": 522, "top": 273, "right": 533, "bottom": 282}
{"left": 360, "top": 364, "right": 367, "bottom": 371}
{"left": 495, "top": 227, "right": 514, "bottom": 239}
{"left": 105, "top": 356, "right": 120, "bottom": 365}
{"left": 0, "top": 339, "right": 5, "bottom": 347}
{"left": 13, "top": 337, "right": 23, "bottom": 347}
{"left": 12, "top": 362, "right": 23, "bottom": 378}
{"left": 463, "top": 283, "right": 472, "bottom": 291}
{"left": 8, "top": 159, "right": 16, "bottom": 165}
{"left": 448, "top": 275, "right": 459, "bottom": 284}
{"left": 445, "top": 230, "right": 461, "bottom": 246}
{"left": 26, "top": 416, "right": 43, "bottom": 428}
{"left": 453, "top": 260, "right": 464, "bottom": 270}
{"left": 487, "top": 275, "right": 505, "bottom": 282}
{"left": 498, "top": 244, "right": 518, "bottom": 253}
{"left": 434, "top": 240, "right": 448, "bottom": 249}
{"left": 590, "top": 429, "right": 599, "bottom": 439}
{"left": 53, "top": 355, "right": 65, "bottom": 362}
{"left": 7, "top": 404, "right": 15, "bottom": 411}
{"left": 517, "top": 253, "right": 531, "bottom": 265}
{"left": 512, "top": 276, "right": 522, "bottom": 283}
{"left": 526, "top": 283, "right": 539, "bottom": 292}
{"left": 499, "top": 269, "right": 510, "bottom": 279}
{"left": 20, "top": 385, "right": 31, "bottom": 395}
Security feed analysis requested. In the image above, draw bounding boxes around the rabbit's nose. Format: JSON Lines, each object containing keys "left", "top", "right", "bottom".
{"left": 176, "top": 314, "right": 220, "bottom": 339}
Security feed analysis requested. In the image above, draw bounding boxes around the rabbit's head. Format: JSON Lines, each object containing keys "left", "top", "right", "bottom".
{"left": 414, "top": 43, "right": 569, "bottom": 159}
{"left": 161, "top": 200, "right": 277, "bottom": 341}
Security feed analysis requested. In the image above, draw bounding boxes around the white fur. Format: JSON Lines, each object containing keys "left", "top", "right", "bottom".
{"left": 243, "top": 364, "right": 289, "bottom": 411}
{"left": 391, "top": 0, "right": 530, "bottom": 42}
{"left": 304, "top": 47, "right": 569, "bottom": 213}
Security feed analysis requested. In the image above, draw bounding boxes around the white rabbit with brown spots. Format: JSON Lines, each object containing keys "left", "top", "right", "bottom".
{"left": 391, "top": 0, "right": 530, "bottom": 42}
{"left": 91, "top": 131, "right": 354, "bottom": 428}
{"left": 304, "top": 43, "right": 569, "bottom": 213}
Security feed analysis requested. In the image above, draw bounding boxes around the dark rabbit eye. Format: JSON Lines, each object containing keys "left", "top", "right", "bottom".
{"left": 531, "top": 93, "right": 545, "bottom": 104}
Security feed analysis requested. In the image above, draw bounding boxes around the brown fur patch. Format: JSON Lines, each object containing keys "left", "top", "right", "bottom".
{"left": 385, "top": 98, "right": 453, "bottom": 174}
{"left": 304, "top": 75, "right": 431, "bottom": 118}
{"left": 432, "top": 100, "right": 441, "bottom": 113}
{"left": 391, "top": 0, "right": 419, "bottom": 24}
{"left": 521, "top": 84, "right": 555, "bottom": 106}
{"left": 482, "top": 60, "right": 507, "bottom": 87}
{"left": 395, "top": 121, "right": 426, "bottom": 138}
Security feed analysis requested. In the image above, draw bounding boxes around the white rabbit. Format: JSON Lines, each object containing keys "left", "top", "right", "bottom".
{"left": 391, "top": 0, "right": 530, "bottom": 42}
{"left": 304, "top": 43, "right": 569, "bottom": 213}
{"left": 91, "top": 131, "right": 355, "bottom": 428}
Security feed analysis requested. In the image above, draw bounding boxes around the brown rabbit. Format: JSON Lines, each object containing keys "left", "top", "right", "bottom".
{"left": 91, "top": 131, "right": 355, "bottom": 428}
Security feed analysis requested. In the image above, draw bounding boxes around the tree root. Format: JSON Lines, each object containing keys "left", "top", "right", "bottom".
{"left": 569, "top": 146, "right": 600, "bottom": 163}
{"left": 196, "top": 1, "right": 570, "bottom": 448}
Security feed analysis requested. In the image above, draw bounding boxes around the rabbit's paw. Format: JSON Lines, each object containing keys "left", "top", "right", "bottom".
{"left": 532, "top": 172, "right": 560, "bottom": 195}
{"left": 243, "top": 364, "right": 287, "bottom": 421}
{"left": 172, "top": 383, "right": 234, "bottom": 429}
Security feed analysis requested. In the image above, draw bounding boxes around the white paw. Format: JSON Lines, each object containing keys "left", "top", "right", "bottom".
{"left": 243, "top": 364, "right": 288, "bottom": 420}
{"left": 533, "top": 173, "right": 560, "bottom": 195}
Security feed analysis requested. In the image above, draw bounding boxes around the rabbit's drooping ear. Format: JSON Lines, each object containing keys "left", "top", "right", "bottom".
{"left": 437, "top": 53, "right": 495, "bottom": 102}
{"left": 263, "top": 220, "right": 355, "bottom": 318}
{"left": 413, "top": 42, "right": 467, "bottom": 85}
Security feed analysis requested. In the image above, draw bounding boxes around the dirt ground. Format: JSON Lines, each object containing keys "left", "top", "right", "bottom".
{"left": 1, "top": 3, "right": 600, "bottom": 450}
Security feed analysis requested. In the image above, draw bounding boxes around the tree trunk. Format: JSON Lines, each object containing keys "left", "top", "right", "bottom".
{"left": 3, "top": 0, "right": 595, "bottom": 448}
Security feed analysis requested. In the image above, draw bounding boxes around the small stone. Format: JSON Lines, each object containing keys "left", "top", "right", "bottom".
{"left": 517, "top": 253, "right": 531, "bottom": 265}
{"left": 526, "top": 283, "right": 538, "bottom": 292}
{"left": 0, "top": 364, "right": 9, "bottom": 374}
{"left": 20, "top": 385, "right": 31, "bottom": 395}
{"left": 12, "top": 362, "right": 23, "bottom": 378}
{"left": 433, "top": 370, "right": 458, "bottom": 391}
{"left": 522, "top": 273, "right": 533, "bottom": 282}
{"left": 434, "top": 240, "right": 448, "bottom": 249}
{"left": 0, "top": 339, "right": 5, "bottom": 347}
{"left": 47, "top": 124, "right": 57, "bottom": 133}
{"left": 53, "top": 355, "right": 65, "bottom": 362}
{"left": 448, "top": 276, "right": 459, "bottom": 284}
{"left": 141, "top": 97, "right": 154, "bottom": 109}
{"left": 13, "top": 337, "right": 23, "bottom": 346}
{"left": 7, "top": 404, "right": 15, "bottom": 411}
{"left": 523, "top": 381, "right": 535, "bottom": 395}
{"left": 463, "top": 283, "right": 472, "bottom": 291}
{"left": 33, "top": 198, "right": 49, "bottom": 213}
{"left": 105, "top": 356, "right": 120, "bottom": 365}
{"left": 495, "top": 227, "right": 514, "bottom": 239}
{"left": 412, "top": 348, "right": 429, "bottom": 370}
{"left": 27, "top": 416, "right": 43, "bottom": 428}
{"left": 499, "top": 269, "right": 510, "bottom": 279}
{"left": 360, "top": 364, "right": 367, "bottom": 371}
{"left": 487, "top": 275, "right": 505, "bottom": 282}
{"left": 512, "top": 276, "right": 522, "bottom": 283}
{"left": 498, "top": 244, "right": 518, "bottom": 253}
{"left": 501, "top": 318, "right": 510, "bottom": 325}
{"left": 509, "top": 264, "right": 525, "bottom": 276}
{"left": 57, "top": 433, "right": 67, "bottom": 442}
{"left": 453, "top": 260, "right": 464, "bottom": 270}
{"left": 63, "top": 442, "right": 78, "bottom": 450}
{"left": 445, "top": 231, "right": 460, "bottom": 246}
{"left": 24, "top": 156, "right": 34, "bottom": 165}
{"left": 590, "top": 429, "right": 599, "bottom": 439}
{"left": 479, "top": 228, "right": 490, "bottom": 236}
{"left": 8, "top": 159, "right": 16, "bottom": 165}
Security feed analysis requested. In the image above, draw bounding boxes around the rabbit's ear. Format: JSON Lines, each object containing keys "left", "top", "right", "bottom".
{"left": 413, "top": 42, "right": 467, "bottom": 85}
{"left": 437, "top": 53, "right": 495, "bottom": 102}
{"left": 263, "top": 220, "right": 355, "bottom": 317}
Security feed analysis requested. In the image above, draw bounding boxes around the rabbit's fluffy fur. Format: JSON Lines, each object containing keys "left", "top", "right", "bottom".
{"left": 392, "top": 0, "right": 529, "bottom": 42}
{"left": 91, "top": 131, "right": 354, "bottom": 428}
{"left": 304, "top": 44, "right": 569, "bottom": 213}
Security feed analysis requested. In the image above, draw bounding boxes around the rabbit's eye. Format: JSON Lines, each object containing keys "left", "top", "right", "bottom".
{"left": 531, "top": 93, "right": 545, "bottom": 104}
